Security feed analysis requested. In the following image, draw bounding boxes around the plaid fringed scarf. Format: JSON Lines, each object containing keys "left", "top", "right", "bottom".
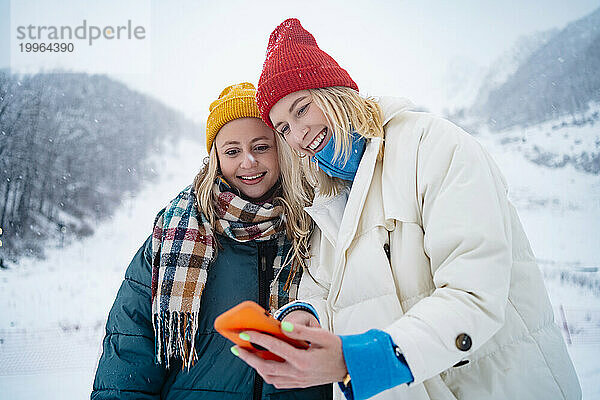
{"left": 151, "top": 184, "right": 300, "bottom": 369}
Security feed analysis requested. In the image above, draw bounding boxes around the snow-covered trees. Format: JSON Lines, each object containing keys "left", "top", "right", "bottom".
{"left": 0, "top": 72, "right": 198, "bottom": 263}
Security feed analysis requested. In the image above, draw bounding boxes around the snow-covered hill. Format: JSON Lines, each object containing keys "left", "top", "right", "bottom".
{"left": 471, "top": 29, "right": 558, "bottom": 114}
{"left": 474, "top": 7, "right": 600, "bottom": 130}
{"left": 446, "top": 7, "right": 600, "bottom": 179}
{"left": 442, "top": 28, "right": 558, "bottom": 118}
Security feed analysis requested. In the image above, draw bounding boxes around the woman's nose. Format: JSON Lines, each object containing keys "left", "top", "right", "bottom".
{"left": 290, "top": 126, "right": 309, "bottom": 146}
{"left": 240, "top": 151, "right": 257, "bottom": 168}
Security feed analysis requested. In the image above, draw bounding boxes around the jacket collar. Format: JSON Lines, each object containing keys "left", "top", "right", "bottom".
{"left": 305, "top": 135, "right": 381, "bottom": 251}
{"left": 378, "top": 96, "right": 414, "bottom": 126}
{"left": 304, "top": 186, "right": 349, "bottom": 247}
{"left": 305, "top": 97, "right": 413, "bottom": 249}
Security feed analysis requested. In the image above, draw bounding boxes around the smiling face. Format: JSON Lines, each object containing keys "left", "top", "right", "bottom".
{"left": 215, "top": 117, "right": 280, "bottom": 200}
{"left": 269, "top": 90, "right": 332, "bottom": 157}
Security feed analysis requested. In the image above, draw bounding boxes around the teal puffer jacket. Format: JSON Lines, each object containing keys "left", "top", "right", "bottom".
{"left": 91, "top": 233, "right": 332, "bottom": 400}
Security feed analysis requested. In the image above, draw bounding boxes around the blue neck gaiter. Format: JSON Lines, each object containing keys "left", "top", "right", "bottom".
{"left": 312, "top": 129, "right": 366, "bottom": 181}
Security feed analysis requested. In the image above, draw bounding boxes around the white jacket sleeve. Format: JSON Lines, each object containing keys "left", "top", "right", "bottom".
{"left": 296, "top": 228, "right": 332, "bottom": 330}
{"left": 385, "top": 117, "right": 513, "bottom": 384}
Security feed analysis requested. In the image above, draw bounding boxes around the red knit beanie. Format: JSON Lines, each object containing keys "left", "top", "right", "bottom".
{"left": 257, "top": 18, "right": 358, "bottom": 128}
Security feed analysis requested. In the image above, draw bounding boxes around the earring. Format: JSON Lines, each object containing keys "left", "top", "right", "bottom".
{"left": 294, "top": 150, "right": 307, "bottom": 158}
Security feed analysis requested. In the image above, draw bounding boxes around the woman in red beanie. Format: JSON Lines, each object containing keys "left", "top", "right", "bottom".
{"left": 231, "top": 18, "right": 581, "bottom": 400}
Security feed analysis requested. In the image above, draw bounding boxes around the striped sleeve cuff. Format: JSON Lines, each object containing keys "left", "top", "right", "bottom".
{"left": 273, "top": 301, "right": 320, "bottom": 324}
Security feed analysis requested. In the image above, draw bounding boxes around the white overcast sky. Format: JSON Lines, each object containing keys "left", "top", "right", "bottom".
{"left": 1, "top": 0, "right": 599, "bottom": 122}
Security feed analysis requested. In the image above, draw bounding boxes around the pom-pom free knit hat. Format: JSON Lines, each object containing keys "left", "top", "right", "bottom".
{"left": 257, "top": 18, "right": 358, "bottom": 128}
{"left": 206, "top": 82, "right": 261, "bottom": 152}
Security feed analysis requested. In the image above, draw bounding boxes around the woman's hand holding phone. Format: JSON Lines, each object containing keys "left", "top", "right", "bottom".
{"left": 216, "top": 301, "right": 347, "bottom": 387}
{"left": 234, "top": 320, "right": 348, "bottom": 388}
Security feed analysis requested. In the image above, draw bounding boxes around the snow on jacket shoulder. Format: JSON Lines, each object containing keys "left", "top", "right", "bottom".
{"left": 300, "top": 97, "right": 581, "bottom": 400}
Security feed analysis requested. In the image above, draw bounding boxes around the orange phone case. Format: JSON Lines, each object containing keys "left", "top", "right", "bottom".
{"left": 214, "top": 300, "right": 309, "bottom": 361}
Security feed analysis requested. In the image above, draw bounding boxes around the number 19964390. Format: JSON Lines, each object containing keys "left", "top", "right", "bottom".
{"left": 19, "top": 43, "right": 74, "bottom": 52}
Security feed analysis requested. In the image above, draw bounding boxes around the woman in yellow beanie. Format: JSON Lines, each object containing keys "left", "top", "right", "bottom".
{"left": 91, "top": 82, "right": 331, "bottom": 400}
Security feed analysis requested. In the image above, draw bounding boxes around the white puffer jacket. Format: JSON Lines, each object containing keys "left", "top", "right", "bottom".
{"left": 300, "top": 97, "right": 581, "bottom": 399}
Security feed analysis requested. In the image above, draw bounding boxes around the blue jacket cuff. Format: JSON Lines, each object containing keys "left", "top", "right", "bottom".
{"left": 339, "top": 329, "right": 414, "bottom": 400}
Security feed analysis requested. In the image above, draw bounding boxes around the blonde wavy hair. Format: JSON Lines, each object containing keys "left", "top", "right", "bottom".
{"left": 300, "top": 86, "right": 385, "bottom": 196}
{"left": 192, "top": 133, "right": 315, "bottom": 275}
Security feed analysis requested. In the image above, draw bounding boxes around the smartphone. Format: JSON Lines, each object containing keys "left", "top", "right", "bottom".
{"left": 214, "top": 300, "right": 309, "bottom": 361}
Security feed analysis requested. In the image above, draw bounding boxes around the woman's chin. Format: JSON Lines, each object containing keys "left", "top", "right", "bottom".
{"left": 248, "top": 183, "right": 282, "bottom": 202}
{"left": 233, "top": 185, "right": 270, "bottom": 202}
{"left": 243, "top": 189, "right": 266, "bottom": 200}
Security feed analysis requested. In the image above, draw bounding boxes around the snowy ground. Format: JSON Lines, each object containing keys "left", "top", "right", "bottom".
{"left": 1, "top": 127, "right": 599, "bottom": 399}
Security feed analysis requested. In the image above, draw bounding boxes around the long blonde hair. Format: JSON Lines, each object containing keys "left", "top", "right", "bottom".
{"left": 299, "top": 86, "right": 384, "bottom": 196}
{"left": 193, "top": 135, "right": 315, "bottom": 272}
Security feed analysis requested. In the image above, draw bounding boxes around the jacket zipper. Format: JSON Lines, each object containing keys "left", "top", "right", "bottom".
{"left": 254, "top": 248, "right": 268, "bottom": 400}
{"left": 253, "top": 372, "right": 263, "bottom": 400}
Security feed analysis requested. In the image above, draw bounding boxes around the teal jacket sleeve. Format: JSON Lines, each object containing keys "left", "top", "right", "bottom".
{"left": 91, "top": 236, "right": 168, "bottom": 399}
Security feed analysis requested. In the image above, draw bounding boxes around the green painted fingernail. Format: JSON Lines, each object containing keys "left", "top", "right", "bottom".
{"left": 281, "top": 321, "right": 294, "bottom": 332}
{"left": 231, "top": 346, "right": 239, "bottom": 356}
{"left": 239, "top": 332, "right": 250, "bottom": 341}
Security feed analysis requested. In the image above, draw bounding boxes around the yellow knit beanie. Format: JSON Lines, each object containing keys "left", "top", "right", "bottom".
{"left": 205, "top": 82, "right": 261, "bottom": 152}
